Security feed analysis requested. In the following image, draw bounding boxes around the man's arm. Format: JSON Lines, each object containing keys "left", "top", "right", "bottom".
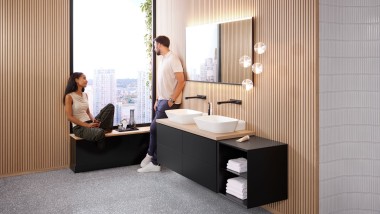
{"left": 169, "top": 72, "right": 185, "bottom": 106}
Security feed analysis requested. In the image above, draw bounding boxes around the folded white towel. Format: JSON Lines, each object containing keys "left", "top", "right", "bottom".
{"left": 227, "top": 163, "right": 243, "bottom": 168}
{"left": 227, "top": 162, "right": 247, "bottom": 167}
{"left": 227, "top": 158, "right": 247, "bottom": 173}
{"left": 226, "top": 165, "right": 247, "bottom": 173}
{"left": 226, "top": 182, "right": 247, "bottom": 190}
{"left": 226, "top": 189, "right": 247, "bottom": 200}
{"left": 227, "top": 158, "right": 247, "bottom": 166}
{"left": 227, "top": 177, "right": 247, "bottom": 189}
{"left": 226, "top": 186, "right": 247, "bottom": 194}
{"left": 227, "top": 177, "right": 247, "bottom": 184}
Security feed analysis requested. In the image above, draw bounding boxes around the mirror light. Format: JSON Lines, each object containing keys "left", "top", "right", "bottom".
{"left": 252, "top": 63, "right": 263, "bottom": 74}
{"left": 242, "top": 79, "right": 253, "bottom": 91}
{"left": 239, "top": 55, "right": 252, "bottom": 68}
{"left": 254, "top": 42, "right": 267, "bottom": 54}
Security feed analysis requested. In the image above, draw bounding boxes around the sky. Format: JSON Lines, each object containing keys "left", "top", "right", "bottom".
{"left": 73, "top": 0, "right": 147, "bottom": 79}
{"left": 186, "top": 24, "right": 219, "bottom": 75}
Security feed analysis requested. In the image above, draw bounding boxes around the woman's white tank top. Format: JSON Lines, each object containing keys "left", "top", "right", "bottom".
{"left": 70, "top": 92, "right": 91, "bottom": 127}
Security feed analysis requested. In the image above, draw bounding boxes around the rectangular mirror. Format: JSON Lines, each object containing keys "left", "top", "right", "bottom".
{"left": 185, "top": 17, "right": 253, "bottom": 85}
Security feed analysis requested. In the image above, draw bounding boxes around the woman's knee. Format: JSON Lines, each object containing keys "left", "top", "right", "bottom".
{"left": 105, "top": 103, "right": 115, "bottom": 110}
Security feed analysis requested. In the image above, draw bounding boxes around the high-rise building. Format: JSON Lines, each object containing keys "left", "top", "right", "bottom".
{"left": 136, "top": 69, "right": 152, "bottom": 123}
{"left": 93, "top": 69, "right": 117, "bottom": 120}
{"left": 200, "top": 57, "right": 217, "bottom": 82}
{"left": 115, "top": 102, "right": 123, "bottom": 125}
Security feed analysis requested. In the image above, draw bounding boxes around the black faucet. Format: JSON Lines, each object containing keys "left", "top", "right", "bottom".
{"left": 185, "top": 95, "right": 207, "bottom": 100}
{"left": 217, "top": 99, "right": 242, "bottom": 105}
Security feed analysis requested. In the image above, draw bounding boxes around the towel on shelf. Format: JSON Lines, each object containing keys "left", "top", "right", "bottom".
{"left": 226, "top": 182, "right": 247, "bottom": 190}
{"left": 226, "top": 176, "right": 248, "bottom": 200}
{"left": 227, "top": 157, "right": 247, "bottom": 166}
{"left": 226, "top": 158, "right": 247, "bottom": 173}
{"left": 227, "top": 177, "right": 247, "bottom": 189}
{"left": 226, "top": 189, "right": 247, "bottom": 200}
{"left": 226, "top": 165, "right": 247, "bottom": 173}
{"left": 226, "top": 186, "right": 247, "bottom": 194}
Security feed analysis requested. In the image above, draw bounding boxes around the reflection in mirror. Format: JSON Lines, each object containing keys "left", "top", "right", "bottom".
{"left": 186, "top": 18, "right": 253, "bottom": 85}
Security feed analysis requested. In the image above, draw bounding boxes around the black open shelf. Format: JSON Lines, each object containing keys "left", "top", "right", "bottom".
{"left": 218, "top": 136, "right": 288, "bottom": 208}
{"left": 225, "top": 168, "right": 248, "bottom": 178}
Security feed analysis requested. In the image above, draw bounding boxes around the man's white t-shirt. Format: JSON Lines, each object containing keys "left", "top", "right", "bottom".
{"left": 157, "top": 51, "right": 184, "bottom": 104}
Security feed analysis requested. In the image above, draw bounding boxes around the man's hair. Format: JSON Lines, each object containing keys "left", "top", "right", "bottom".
{"left": 154, "top": 35, "right": 170, "bottom": 48}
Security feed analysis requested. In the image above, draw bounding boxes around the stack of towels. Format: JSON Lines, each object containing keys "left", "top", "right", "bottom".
{"left": 226, "top": 177, "right": 247, "bottom": 200}
{"left": 226, "top": 157, "right": 247, "bottom": 173}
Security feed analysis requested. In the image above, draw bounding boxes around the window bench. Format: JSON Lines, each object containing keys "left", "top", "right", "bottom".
{"left": 70, "top": 127, "right": 150, "bottom": 173}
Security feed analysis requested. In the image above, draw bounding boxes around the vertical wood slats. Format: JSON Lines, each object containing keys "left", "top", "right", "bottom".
{"left": 156, "top": 0, "right": 318, "bottom": 213}
{"left": 0, "top": 0, "right": 70, "bottom": 177}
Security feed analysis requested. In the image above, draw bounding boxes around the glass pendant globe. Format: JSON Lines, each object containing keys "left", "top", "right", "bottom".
{"left": 254, "top": 42, "right": 267, "bottom": 54}
{"left": 242, "top": 79, "right": 253, "bottom": 91}
{"left": 239, "top": 55, "right": 252, "bottom": 68}
{"left": 252, "top": 63, "right": 263, "bottom": 74}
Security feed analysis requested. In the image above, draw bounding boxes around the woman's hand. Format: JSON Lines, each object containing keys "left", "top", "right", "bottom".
{"left": 86, "top": 122, "right": 100, "bottom": 128}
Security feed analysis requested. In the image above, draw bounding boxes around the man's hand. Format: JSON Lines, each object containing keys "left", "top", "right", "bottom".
{"left": 154, "top": 100, "right": 158, "bottom": 111}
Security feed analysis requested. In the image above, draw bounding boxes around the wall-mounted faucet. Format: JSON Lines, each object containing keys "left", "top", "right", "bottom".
{"left": 217, "top": 99, "right": 242, "bottom": 105}
{"left": 185, "top": 95, "right": 207, "bottom": 100}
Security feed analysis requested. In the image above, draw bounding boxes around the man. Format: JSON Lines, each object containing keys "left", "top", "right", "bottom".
{"left": 137, "top": 35, "right": 185, "bottom": 173}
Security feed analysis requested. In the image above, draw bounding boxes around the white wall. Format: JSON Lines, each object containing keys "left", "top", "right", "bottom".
{"left": 320, "top": 1, "right": 380, "bottom": 213}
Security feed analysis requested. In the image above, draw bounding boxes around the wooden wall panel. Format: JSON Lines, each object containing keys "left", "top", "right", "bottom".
{"left": 0, "top": 0, "right": 70, "bottom": 177}
{"left": 156, "top": 0, "right": 319, "bottom": 213}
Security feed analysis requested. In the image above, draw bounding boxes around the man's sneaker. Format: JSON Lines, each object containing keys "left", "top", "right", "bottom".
{"left": 140, "top": 154, "right": 152, "bottom": 167}
{"left": 137, "top": 162, "right": 161, "bottom": 173}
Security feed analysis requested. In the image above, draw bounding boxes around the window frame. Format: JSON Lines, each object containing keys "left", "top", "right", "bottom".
{"left": 69, "top": 0, "right": 156, "bottom": 130}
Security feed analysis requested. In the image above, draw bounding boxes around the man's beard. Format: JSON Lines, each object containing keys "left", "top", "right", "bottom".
{"left": 155, "top": 49, "right": 161, "bottom": 55}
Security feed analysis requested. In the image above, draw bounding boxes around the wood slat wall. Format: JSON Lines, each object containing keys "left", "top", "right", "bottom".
{"left": 0, "top": 0, "right": 70, "bottom": 177}
{"left": 156, "top": 0, "right": 319, "bottom": 213}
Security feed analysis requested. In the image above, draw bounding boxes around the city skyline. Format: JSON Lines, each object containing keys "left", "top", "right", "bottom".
{"left": 85, "top": 68, "right": 151, "bottom": 125}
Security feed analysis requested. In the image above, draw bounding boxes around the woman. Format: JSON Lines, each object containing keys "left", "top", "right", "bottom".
{"left": 63, "top": 72, "right": 114, "bottom": 149}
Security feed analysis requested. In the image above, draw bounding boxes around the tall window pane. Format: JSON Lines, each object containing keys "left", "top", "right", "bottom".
{"left": 73, "top": 0, "right": 152, "bottom": 125}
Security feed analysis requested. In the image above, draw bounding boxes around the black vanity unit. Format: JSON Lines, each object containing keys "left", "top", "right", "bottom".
{"left": 157, "top": 120, "right": 288, "bottom": 209}
{"left": 70, "top": 128, "right": 150, "bottom": 173}
{"left": 158, "top": 124, "right": 217, "bottom": 191}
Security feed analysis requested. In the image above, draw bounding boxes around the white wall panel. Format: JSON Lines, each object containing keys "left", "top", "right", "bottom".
{"left": 319, "top": 0, "right": 380, "bottom": 213}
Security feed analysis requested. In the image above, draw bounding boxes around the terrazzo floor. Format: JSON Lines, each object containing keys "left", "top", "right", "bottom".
{"left": 0, "top": 165, "right": 271, "bottom": 214}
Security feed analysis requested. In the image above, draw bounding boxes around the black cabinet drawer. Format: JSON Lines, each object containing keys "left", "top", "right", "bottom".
{"left": 182, "top": 132, "right": 216, "bottom": 166}
{"left": 157, "top": 124, "right": 182, "bottom": 152}
{"left": 158, "top": 144, "right": 182, "bottom": 174}
{"left": 182, "top": 156, "right": 217, "bottom": 192}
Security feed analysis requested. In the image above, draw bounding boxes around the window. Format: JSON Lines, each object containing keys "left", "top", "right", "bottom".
{"left": 72, "top": 0, "right": 152, "bottom": 125}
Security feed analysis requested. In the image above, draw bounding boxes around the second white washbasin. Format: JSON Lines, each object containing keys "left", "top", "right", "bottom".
{"left": 165, "top": 109, "right": 203, "bottom": 124}
{"left": 193, "top": 115, "right": 239, "bottom": 133}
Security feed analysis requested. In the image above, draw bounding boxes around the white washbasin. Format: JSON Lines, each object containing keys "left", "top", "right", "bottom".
{"left": 165, "top": 109, "right": 203, "bottom": 124}
{"left": 193, "top": 115, "right": 239, "bottom": 133}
